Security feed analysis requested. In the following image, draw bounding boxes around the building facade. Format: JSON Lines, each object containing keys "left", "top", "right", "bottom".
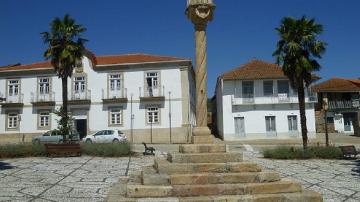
{"left": 215, "top": 60, "right": 317, "bottom": 141}
{"left": 313, "top": 78, "right": 360, "bottom": 135}
{"left": 0, "top": 53, "right": 196, "bottom": 143}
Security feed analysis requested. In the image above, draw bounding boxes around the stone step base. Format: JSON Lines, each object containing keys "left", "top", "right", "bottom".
{"left": 172, "top": 181, "right": 302, "bottom": 197}
{"left": 167, "top": 152, "right": 243, "bottom": 163}
{"left": 126, "top": 181, "right": 302, "bottom": 198}
{"left": 177, "top": 190, "right": 323, "bottom": 202}
{"left": 154, "top": 158, "right": 261, "bottom": 174}
{"left": 179, "top": 144, "right": 226, "bottom": 153}
{"left": 191, "top": 135, "right": 213, "bottom": 144}
{"left": 170, "top": 171, "right": 280, "bottom": 185}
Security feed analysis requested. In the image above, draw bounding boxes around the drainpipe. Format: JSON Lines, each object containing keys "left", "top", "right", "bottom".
{"left": 169, "top": 91, "right": 172, "bottom": 143}
{"left": 130, "top": 94, "right": 134, "bottom": 143}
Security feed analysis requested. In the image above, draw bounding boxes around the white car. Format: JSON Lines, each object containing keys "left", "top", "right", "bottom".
{"left": 83, "top": 129, "right": 127, "bottom": 143}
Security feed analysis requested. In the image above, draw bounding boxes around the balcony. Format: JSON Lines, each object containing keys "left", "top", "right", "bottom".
{"left": 139, "top": 86, "right": 165, "bottom": 101}
{"left": 102, "top": 88, "right": 128, "bottom": 104}
{"left": 0, "top": 93, "right": 24, "bottom": 107}
{"left": 232, "top": 93, "right": 317, "bottom": 105}
{"left": 329, "top": 100, "right": 360, "bottom": 110}
{"left": 69, "top": 90, "right": 91, "bottom": 105}
{"left": 31, "top": 92, "right": 55, "bottom": 106}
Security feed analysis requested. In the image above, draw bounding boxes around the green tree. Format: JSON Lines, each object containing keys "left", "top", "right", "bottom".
{"left": 41, "top": 14, "right": 87, "bottom": 142}
{"left": 273, "top": 16, "right": 326, "bottom": 150}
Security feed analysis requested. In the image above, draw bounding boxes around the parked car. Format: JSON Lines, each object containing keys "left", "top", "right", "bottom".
{"left": 82, "top": 129, "right": 127, "bottom": 143}
{"left": 32, "top": 130, "right": 80, "bottom": 144}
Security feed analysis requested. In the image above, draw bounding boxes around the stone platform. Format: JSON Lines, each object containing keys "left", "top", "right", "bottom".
{"left": 109, "top": 144, "right": 323, "bottom": 202}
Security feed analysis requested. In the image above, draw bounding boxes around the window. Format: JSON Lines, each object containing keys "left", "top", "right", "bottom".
{"left": 277, "top": 80, "right": 289, "bottom": 94}
{"left": 7, "top": 113, "right": 18, "bottom": 129}
{"left": 8, "top": 80, "right": 19, "bottom": 96}
{"left": 288, "top": 115, "right": 298, "bottom": 131}
{"left": 146, "top": 72, "right": 159, "bottom": 88}
{"left": 265, "top": 116, "right": 276, "bottom": 132}
{"left": 74, "top": 76, "right": 86, "bottom": 93}
{"left": 39, "top": 78, "right": 50, "bottom": 94}
{"left": 110, "top": 108, "right": 122, "bottom": 125}
{"left": 242, "top": 81, "right": 254, "bottom": 98}
{"left": 109, "top": 74, "right": 122, "bottom": 91}
{"left": 263, "top": 81, "right": 273, "bottom": 96}
{"left": 147, "top": 106, "right": 159, "bottom": 124}
{"left": 39, "top": 112, "right": 50, "bottom": 128}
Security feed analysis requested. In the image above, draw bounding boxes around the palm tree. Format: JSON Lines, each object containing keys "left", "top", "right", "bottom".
{"left": 273, "top": 16, "right": 326, "bottom": 150}
{"left": 41, "top": 14, "right": 87, "bottom": 141}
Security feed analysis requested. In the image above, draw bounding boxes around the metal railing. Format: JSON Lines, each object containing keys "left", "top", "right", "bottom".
{"left": 140, "top": 85, "right": 164, "bottom": 97}
{"left": 0, "top": 93, "right": 24, "bottom": 103}
{"left": 329, "top": 100, "right": 360, "bottom": 109}
{"left": 31, "top": 92, "right": 55, "bottom": 102}
{"left": 232, "top": 92, "right": 317, "bottom": 105}
{"left": 71, "top": 89, "right": 91, "bottom": 100}
{"left": 102, "top": 88, "right": 127, "bottom": 99}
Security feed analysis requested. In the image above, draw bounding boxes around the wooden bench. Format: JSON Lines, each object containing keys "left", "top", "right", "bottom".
{"left": 339, "top": 145, "right": 359, "bottom": 159}
{"left": 142, "top": 142, "right": 155, "bottom": 156}
{"left": 45, "top": 143, "right": 82, "bottom": 157}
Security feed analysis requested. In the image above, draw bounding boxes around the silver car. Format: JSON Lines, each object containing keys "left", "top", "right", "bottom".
{"left": 32, "top": 130, "right": 80, "bottom": 144}
{"left": 82, "top": 129, "right": 127, "bottom": 143}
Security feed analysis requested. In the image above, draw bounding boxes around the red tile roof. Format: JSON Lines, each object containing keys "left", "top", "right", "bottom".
{"left": 220, "top": 60, "right": 287, "bottom": 80}
{"left": 96, "top": 53, "right": 189, "bottom": 65}
{"left": 312, "top": 78, "right": 360, "bottom": 92}
{"left": 0, "top": 53, "right": 189, "bottom": 72}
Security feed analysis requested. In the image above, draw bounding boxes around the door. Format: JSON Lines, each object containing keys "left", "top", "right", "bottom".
{"left": 344, "top": 116, "right": 353, "bottom": 132}
{"left": 234, "top": 117, "right": 245, "bottom": 137}
{"left": 74, "top": 76, "right": 86, "bottom": 99}
{"left": 75, "top": 119, "right": 87, "bottom": 139}
{"left": 265, "top": 116, "right": 277, "bottom": 137}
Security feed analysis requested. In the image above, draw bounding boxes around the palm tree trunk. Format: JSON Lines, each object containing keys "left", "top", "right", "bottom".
{"left": 61, "top": 77, "right": 68, "bottom": 142}
{"left": 297, "top": 81, "right": 308, "bottom": 150}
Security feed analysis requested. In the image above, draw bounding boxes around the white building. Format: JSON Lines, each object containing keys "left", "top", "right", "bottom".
{"left": 215, "top": 60, "right": 317, "bottom": 140}
{"left": 0, "top": 53, "right": 196, "bottom": 143}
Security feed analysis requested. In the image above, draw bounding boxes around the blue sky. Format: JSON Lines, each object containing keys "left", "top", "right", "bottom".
{"left": 1, "top": 0, "right": 359, "bottom": 95}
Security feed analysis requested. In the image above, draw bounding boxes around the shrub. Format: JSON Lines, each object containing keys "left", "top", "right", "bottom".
{"left": 0, "top": 142, "right": 132, "bottom": 158}
{"left": 263, "top": 146, "right": 341, "bottom": 159}
{"left": 0, "top": 144, "right": 46, "bottom": 158}
{"left": 80, "top": 142, "right": 131, "bottom": 157}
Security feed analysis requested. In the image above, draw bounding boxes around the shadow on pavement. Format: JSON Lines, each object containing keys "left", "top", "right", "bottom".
{"left": 351, "top": 159, "right": 360, "bottom": 176}
{"left": 0, "top": 161, "right": 15, "bottom": 170}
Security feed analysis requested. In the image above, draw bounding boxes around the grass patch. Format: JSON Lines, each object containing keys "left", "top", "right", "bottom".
{"left": 0, "top": 144, "right": 46, "bottom": 158}
{"left": 80, "top": 142, "right": 132, "bottom": 157}
{"left": 263, "top": 146, "right": 342, "bottom": 159}
{"left": 0, "top": 142, "right": 132, "bottom": 158}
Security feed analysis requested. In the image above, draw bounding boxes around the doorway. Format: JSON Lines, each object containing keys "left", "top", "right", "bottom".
{"left": 75, "top": 119, "right": 87, "bottom": 139}
{"left": 234, "top": 117, "right": 245, "bottom": 137}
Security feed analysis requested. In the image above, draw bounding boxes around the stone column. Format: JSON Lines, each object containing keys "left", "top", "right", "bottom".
{"left": 186, "top": 0, "right": 216, "bottom": 143}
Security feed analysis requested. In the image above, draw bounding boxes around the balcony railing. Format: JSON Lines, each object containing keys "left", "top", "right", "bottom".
{"left": 0, "top": 93, "right": 24, "bottom": 107}
{"left": 232, "top": 92, "right": 317, "bottom": 105}
{"left": 140, "top": 86, "right": 164, "bottom": 97}
{"left": 329, "top": 100, "right": 360, "bottom": 110}
{"left": 31, "top": 92, "right": 55, "bottom": 103}
{"left": 70, "top": 90, "right": 91, "bottom": 100}
{"left": 102, "top": 88, "right": 127, "bottom": 100}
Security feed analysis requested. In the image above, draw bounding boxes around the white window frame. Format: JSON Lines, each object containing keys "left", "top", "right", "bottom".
{"left": 8, "top": 79, "right": 19, "bottom": 96}
{"left": 109, "top": 74, "right": 122, "bottom": 91}
{"left": 39, "top": 78, "right": 50, "bottom": 94}
{"left": 7, "top": 113, "right": 18, "bottom": 129}
{"left": 146, "top": 72, "right": 159, "bottom": 88}
{"left": 74, "top": 76, "right": 86, "bottom": 93}
{"left": 109, "top": 108, "right": 122, "bottom": 125}
{"left": 147, "top": 106, "right": 160, "bottom": 124}
{"left": 39, "top": 111, "right": 50, "bottom": 128}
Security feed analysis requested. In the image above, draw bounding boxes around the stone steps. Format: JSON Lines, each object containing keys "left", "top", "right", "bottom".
{"left": 169, "top": 171, "right": 280, "bottom": 185}
{"left": 127, "top": 181, "right": 302, "bottom": 198}
{"left": 179, "top": 144, "right": 226, "bottom": 153}
{"left": 167, "top": 152, "right": 242, "bottom": 163}
{"left": 154, "top": 158, "right": 261, "bottom": 174}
